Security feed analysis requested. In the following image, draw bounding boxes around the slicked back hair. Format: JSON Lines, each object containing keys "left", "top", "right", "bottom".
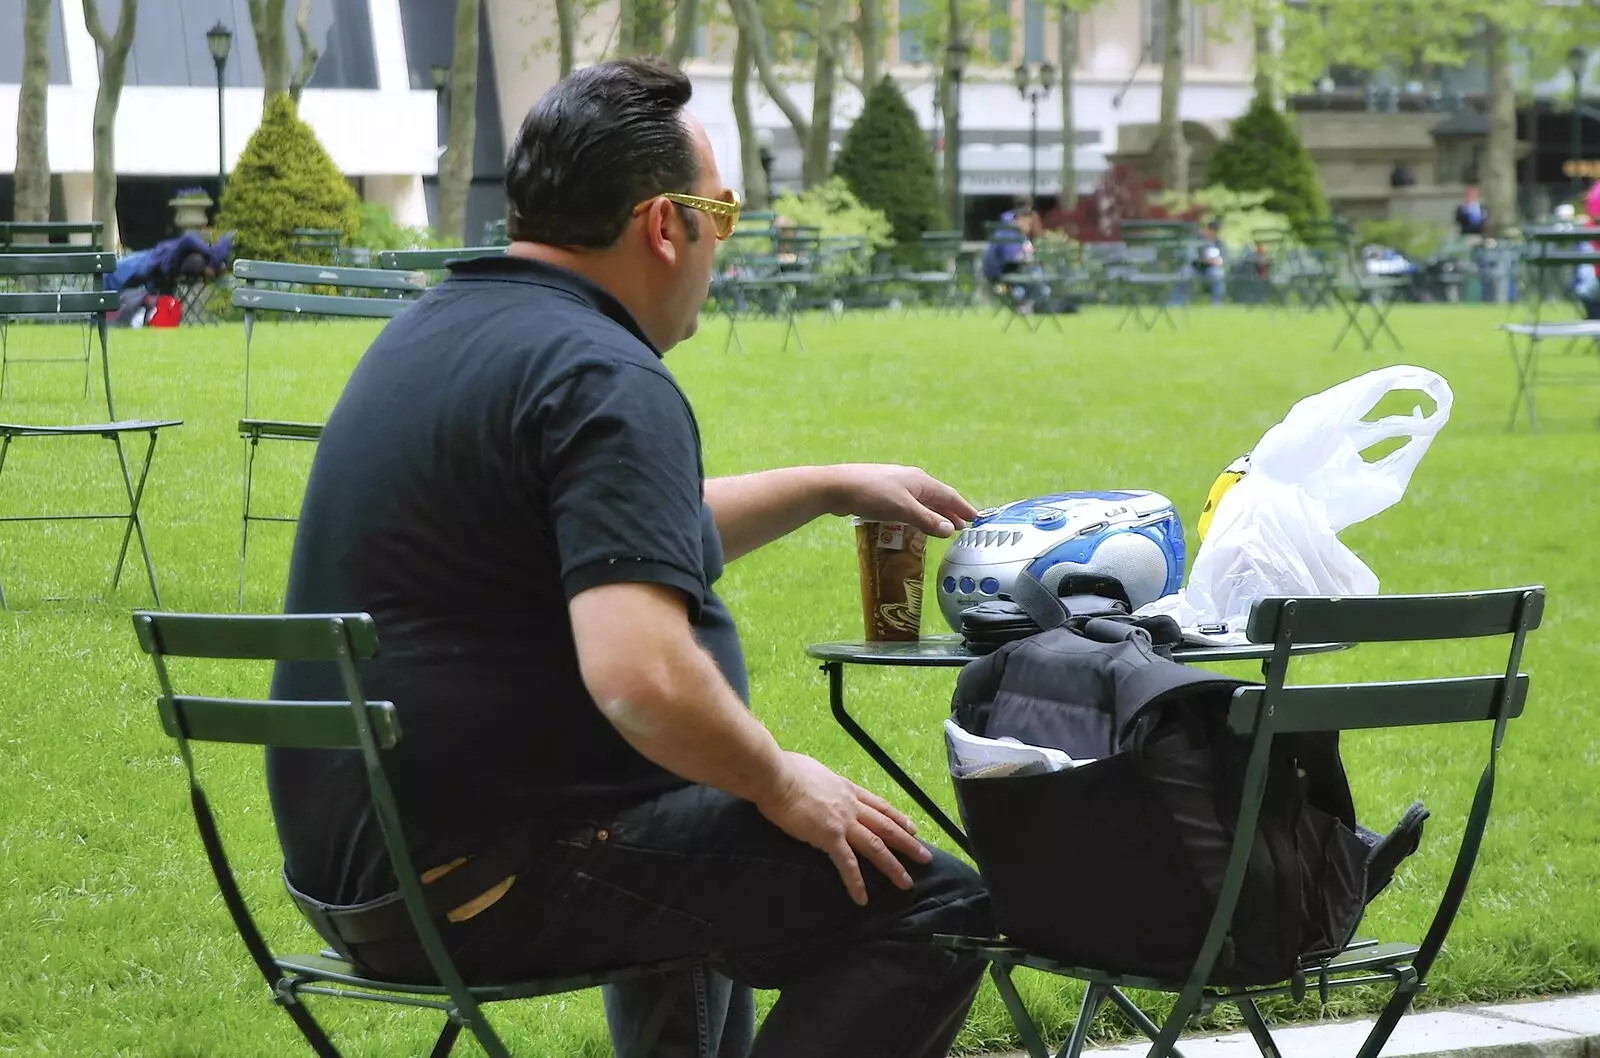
{"left": 504, "top": 57, "right": 701, "bottom": 249}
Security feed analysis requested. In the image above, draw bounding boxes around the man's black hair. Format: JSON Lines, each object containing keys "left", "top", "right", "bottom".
{"left": 504, "top": 57, "right": 701, "bottom": 249}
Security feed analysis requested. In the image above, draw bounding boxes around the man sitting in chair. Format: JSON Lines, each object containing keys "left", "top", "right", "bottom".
{"left": 265, "top": 57, "right": 993, "bottom": 1058}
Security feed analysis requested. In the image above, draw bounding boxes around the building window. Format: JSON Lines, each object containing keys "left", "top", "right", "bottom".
{"left": 989, "top": 0, "right": 1011, "bottom": 63}
{"left": 1142, "top": 0, "right": 1204, "bottom": 65}
{"left": 899, "top": 0, "right": 926, "bottom": 63}
{"left": 1023, "top": 0, "right": 1044, "bottom": 63}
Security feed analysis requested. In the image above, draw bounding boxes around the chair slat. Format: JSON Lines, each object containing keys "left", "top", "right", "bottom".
{"left": 234, "top": 259, "right": 427, "bottom": 292}
{"left": 161, "top": 695, "right": 400, "bottom": 750}
{"left": 375, "top": 247, "right": 505, "bottom": 271}
{"left": 239, "top": 418, "right": 325, "bottom": 442}
{"left": 0, "top": 291, "right": 118, "bottom": 314}
{"left": 1228, "top": 675, "right": 1529, "bottom": 735}
{"left": 232, "top": 289, "right": 414, "bottom": 318}
{"left": 1246, "top": 588, "right": 1543, "bottom": 645}
{"left": 0, "top": 251, "right": 116, "bottom": 276}
{"left": 133, "top": 612, "right": 379, "bottom": 661}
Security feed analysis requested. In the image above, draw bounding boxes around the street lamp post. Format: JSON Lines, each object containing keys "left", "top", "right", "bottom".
{"left": 205, "top": 22, "right": 232, "bottom": 201}
{"left": 1013, "top": 61, "right": 1056, "bottom": 203}
{"left": 945, "top": 40, "right": 969, "bottom": 233}
{"left": 1569, "top": 46, "right": 1587, "bottom": 192}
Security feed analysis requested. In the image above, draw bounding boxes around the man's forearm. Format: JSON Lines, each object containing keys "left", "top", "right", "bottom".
{"left": 596, "top": 639, "right": 789, "bottom": 804}
{"left": 704, "top": 465, "right": 841, "bottom": 562}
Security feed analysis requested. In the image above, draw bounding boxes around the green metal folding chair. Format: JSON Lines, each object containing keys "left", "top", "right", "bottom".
{"left": 940, "top": 585, "right": 1544, "bottom": 1058}
{"left": 232, "top": 259, "right": 428, "bottom": 603}
{"left": 0, "top": 251, "right": 116, "bottom": 410}
{"left": 130, "top": 609, "right": 689, "bottom": 1058}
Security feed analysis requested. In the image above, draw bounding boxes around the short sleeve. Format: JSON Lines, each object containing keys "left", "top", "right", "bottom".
{"left": 532, "top": 360, "right": 707, "bottom": 614}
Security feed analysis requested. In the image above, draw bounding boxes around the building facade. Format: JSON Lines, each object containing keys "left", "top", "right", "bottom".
{"left": 0, "top": 0, "right": 1256, "bottom": 248}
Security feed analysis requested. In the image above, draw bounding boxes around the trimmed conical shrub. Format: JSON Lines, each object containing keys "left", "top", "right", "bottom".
{"left": 217, "top": 93, "right": 362, "bottom": 263}
{"left": 1205, "top": 92, "right": 1327, "bottom": 238}
{"left": 833, "top": 76, "right": 946, "bottom": 261}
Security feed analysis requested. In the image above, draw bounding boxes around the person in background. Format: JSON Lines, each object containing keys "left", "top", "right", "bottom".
{"left": 1195, "top": 223, "right": 1227, "bottom": 306}
{"left": 1455, "top": 185, "right": 1489, "bottom": 239}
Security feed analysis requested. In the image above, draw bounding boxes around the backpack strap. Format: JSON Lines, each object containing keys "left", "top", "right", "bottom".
{"left": 1009, "top": 569, "right": 1068, "bottom": 630}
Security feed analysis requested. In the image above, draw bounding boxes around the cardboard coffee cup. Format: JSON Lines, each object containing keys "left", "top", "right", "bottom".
{"left": 854, "top": 519, "right": 928, "bottom": 642}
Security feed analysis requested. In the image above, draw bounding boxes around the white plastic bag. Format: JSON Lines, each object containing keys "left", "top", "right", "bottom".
{"left": 1138, "top": 366, "right": 1453, "bottom": 641}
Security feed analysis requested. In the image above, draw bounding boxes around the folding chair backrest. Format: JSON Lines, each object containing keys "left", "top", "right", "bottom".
{"left": 1190, "top": 585, "right": 1544, "bottom": 1001}
{"left": 374, "top": 246, "right": 506, "bottom": 273}
{"left": 129, "top": 609, "right": 490, "bottom": 1051}
{"left": 0, "top": 220, "right": 105, "bottom": 252}
{"left": 0, "top": 252, "right": 119, "bottom": 314}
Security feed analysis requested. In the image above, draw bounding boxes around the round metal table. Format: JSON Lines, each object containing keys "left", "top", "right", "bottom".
{"left": 803, "top": 634, "right": 1349, "bottom": 855}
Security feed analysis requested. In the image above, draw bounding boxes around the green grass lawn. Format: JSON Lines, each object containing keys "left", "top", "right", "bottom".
{"left": 1, "top": 304, "right": 1598, "bottom": 1057}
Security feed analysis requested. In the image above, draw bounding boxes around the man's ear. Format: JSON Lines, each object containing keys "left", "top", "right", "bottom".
{"left": 642, "top": 199, "right": 680, "bottom": 267}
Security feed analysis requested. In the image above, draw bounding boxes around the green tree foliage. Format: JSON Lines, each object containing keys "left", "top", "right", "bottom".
{"left": 1204, "top": 92, "right": 1326, "bottom": 237}
{"left": 216, "top": 94, "right": 362, "bottom": 263}
{"left": 832, "top": 76, "right": 945, "bottom": 262}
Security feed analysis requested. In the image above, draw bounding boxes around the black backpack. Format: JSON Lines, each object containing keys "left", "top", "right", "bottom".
{"left": 948, "top": 575, "right": 1427, "bottom": 987}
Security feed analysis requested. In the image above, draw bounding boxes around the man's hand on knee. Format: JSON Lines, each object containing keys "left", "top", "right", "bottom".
{"left": 754, "top": 751, "right": 933, "bottom": 907}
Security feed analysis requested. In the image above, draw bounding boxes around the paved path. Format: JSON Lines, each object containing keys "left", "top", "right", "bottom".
{"left": 997, "top": 992, "right": 1600, "bottom": 1058}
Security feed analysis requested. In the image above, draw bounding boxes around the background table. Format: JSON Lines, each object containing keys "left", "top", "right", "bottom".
{"left": 804, "top": 634, "right": 1348, "bottom": 856}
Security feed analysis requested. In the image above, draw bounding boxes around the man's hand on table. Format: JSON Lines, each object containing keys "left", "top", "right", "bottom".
{"left": 754, "top": 750, "right": 932, "bottom": 906}
{"left": 821, "top": 463, "right": 978, "bottom": 540}
{"left": 706, "top": 463, "right": 977, "bottom": 561}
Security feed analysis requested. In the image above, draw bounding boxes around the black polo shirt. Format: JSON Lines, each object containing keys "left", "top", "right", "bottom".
{"left": 265, "top": 255, "right": 747, "bottom": 905}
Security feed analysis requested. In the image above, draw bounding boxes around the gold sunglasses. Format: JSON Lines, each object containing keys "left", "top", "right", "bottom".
{"left": 632, "top": 189, "right": 742, "bottom": 241}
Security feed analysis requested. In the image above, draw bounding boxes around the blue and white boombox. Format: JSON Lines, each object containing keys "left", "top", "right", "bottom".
{"left": 934, "top": 490, "right": 1186, "bottom": 632}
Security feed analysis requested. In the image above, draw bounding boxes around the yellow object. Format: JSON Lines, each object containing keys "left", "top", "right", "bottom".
{"left": 1198, "top": 454, "right": 1251, "bottom": 541}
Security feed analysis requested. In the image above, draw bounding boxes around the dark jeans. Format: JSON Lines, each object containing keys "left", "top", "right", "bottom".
{"left": 349, "top": 784, "right": 994, "bottom": 1058}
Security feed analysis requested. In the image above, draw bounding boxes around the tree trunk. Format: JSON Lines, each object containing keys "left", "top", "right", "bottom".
{"left": 666, "top": 0, "right": 700, "bottom": 65}
{"left": 249, "top": 0, "right": 292, "bottom": 100}
{"left": 733, "top": 29, "right": 769, "bottom": 209}
{"left": 617, "top": 0, "right": 635, "bottom": 55}
{"left": 556, "top": 0, "right": 577, "bottom": 75}
{"left": 631, "top": 0, "right": 666, "bottom": 54}
{"left": 289, "top": 0, "right": 318, "bottom": 104}
{"left": 1058, "top": 6, "right": 1077, "bottom": 208}
{"left": 942, "top": 0, "right": 965, "bottom": 227}
{"left": 804, "top": 0, "right": 846, "bottom": 187}
{"left": 438, "top": 0, "right": 480, "bottom": 245}
{"left": 14, "top": 0, "right": 52, "bottom": 226}
{"left": 728, "top": 0, "right": 811, "bottom": 142}
{"left": 857, "top": 0, "right": 881, "bottom": 89}
{"left": 1484, "top": 18, "right": 1517, "bottom": 236}
{"left": 1252, "top": 12, "right": 1274, "bottom": 105}
{"left": 1153, "top": 0, "right": 1188, "bottom": 193}
{"left": 83, "top": 0, "right": 139, "bottom": 251}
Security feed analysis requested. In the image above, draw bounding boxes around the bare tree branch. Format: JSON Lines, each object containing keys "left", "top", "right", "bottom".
{"left": 289, "top": 0, "right": 319, "bottom": 104}
{"left": 728, "top": 0, "right": 811, "bottom": 139}
{"left": 556, "top": 0, "right": 577, "bottom": 76}
{"left": 667, "top": 0, "right": 700, "bottom": 65}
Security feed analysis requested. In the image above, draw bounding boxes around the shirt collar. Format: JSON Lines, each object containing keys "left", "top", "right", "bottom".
{"left": 444, "top": 254, "right": 662, "bottom": 358}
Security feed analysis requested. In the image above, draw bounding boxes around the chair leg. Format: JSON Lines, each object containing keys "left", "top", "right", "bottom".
{"left": 991, "top": 962, "right": 1051, "bottom": 1058}
{"left": 428, "top": 1018, "right": 463, "bottom": 1058}
{"left": 1236, "top": 998, "right": 1283, "bottom": 1058}
{"left": 108, "top": 431, "right": 164, "bottom": 605}
{"left": 1056, "top": 984, "right": 1109, "bottom": 1058}
{"left": 1107, "top": 987, "right": 1189, "bottom": 1058}
{"left": 1353, "top": 974, "right": 1423, "bottom": 1058}
{"left": 239, "top": 438, "right": 258, "bottom": 608}
{"left": 0, "top": 431, "right": 10, "bottom": 610}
